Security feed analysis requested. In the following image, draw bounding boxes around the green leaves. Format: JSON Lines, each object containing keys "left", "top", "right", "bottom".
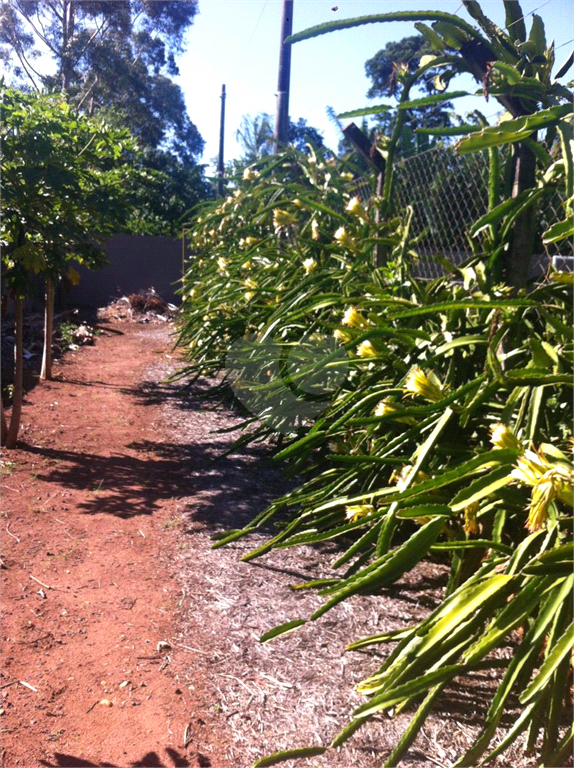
{"left": 259, "top": 619, "right": 307, "bottom": 643}
{"left": 253, "top": 746, "right": 326, "bottom": 767}
{"left": 338, "top": 105, "right": 393, "bottom": 119}
{"left": 520, "top": 621, "right": 574, "bottom": 703}
{"left": 456, "top": 105, "right": 573, "bottom": 153}
{"left": 503, "top": 0, "right": 527, "bottom": 44}
{"left": 1, "top": 88, "right": 138, "bottom": 291}
{"left": 286, "top": 12, "right": 484, "bottom": 47}
{"left": 543, "top": 217, "right": 574, "bottom": 244}
{"left": 397, "top": 90, "right": 470, "bottom": 110}
{"left": 310, "top": 518, "right": 445, "bottom": 621}
{"left": 448, "top": 465, "right": 514, "bottom": 510}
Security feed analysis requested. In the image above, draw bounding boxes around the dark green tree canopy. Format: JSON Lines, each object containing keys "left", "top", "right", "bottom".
{"left": 366, "top": 34, "right": 436, "bottom": 98}
{"left": 125, "top": 147, "right": 213, "bottom": 236}
{"left": 288, "top": 118, "right": 324, "bottom": 152}
{"left": 0, "top": 0, "right": 203, "bottom": 162}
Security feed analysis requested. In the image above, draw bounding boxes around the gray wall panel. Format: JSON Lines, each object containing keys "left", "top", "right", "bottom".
{"left": 58, "top": 234, "right": 184, "bottom": 308}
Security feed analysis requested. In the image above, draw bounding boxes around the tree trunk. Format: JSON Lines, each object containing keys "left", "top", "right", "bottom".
{"left": 61, "top": 0, "right": 74, "bottom": 93}
{"left": 1, "top": 400, "right": 7, "bottom": 446}
{"left": 5, "top": 296, "right": 24, "bottom": 449}
{"left": 504, "top": 139, "right": 538, "bottom": 289}
{"left": 41, "top": 277, "right": 55, "bottom": 381}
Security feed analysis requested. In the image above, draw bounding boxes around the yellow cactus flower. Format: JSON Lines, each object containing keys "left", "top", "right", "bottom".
{"left": 490, "top": 423, "right": 522, "bottom": 451}
{"left": 311, "top": 219, "right": 320, "bottom": 241}
{"left": 345, "top": 503, "right": 375, "bottom": 523}
{"left": 244, "top": 236, "right": 258, "bottom": 247}
{"left": 242, "top": 261, "right": 252, "bottom": 270}
{"left": 391, "top": 465, "right": 412, "bottom": 491}
{"left": 216, "top": 256, "right": 228, "bottom": 274}
{"left": 302, "top": 257, "right": 317, "bottom": 274}
{"left": 244, "top": 278, "right": 258, "bottom": 290}
{"left": 374, "top": 398, "right": 416, "bottom": 425}
{"left": 403, "top": 366, "right": 445, "bottom": 403}
{"left": 273, "top": 209, "right": 297, "bottom": 231}
{"left": 242, "top": 167, "right": 258, "bottom": 181}
{"left": 511, "top": 445, "right": 573, "bottom": 531}
{"left": 464, "top": 501, "right": 480, "bottom": 535}
{"left": 244, "top": 291, "right": 255, "bottom": 302}
{"left": 526, "top": 476, "right": 556, "bottom": 532}
{"left": 345, "top": 196, "right": 368, "bottom": 221}
{"left": 356, "top": 339, "right": 377, "bottom": 358}
{"left": 333, "top": 328, "right": 353, "bottom": 343}
{"left": 511, "top": 449, "right": 551, "bottom": 487}
{"left": 341, "top": 306, "right": 370, "bottom": 330}
{"left": 374, "top": 399, "right": 396, "bottom": 417}
{"left": 334, "top": 226, "right": 357, "bottom": 250}
{"left": 391, "top": 465, "right": 429, "bottom": 491}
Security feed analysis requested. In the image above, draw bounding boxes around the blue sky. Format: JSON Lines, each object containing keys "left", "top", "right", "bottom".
{"left": 175, "top": 0, "right": 574, "bottom": 169}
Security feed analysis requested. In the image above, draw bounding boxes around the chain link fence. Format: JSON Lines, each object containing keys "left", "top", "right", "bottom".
{"left": 356, "top": 144, "right": 572, "bottom": 279}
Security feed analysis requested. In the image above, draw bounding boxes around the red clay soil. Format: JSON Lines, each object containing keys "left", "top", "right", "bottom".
{"left": 1, "top": 322, "right": 228, "bottom": 768}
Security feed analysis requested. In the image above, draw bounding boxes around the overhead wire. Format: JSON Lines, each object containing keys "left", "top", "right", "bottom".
{"left": 504, "top": 0, "right": 554, "bottom": 30}
{"left": 240, "top": 0, "right": 269, "bottom": 62}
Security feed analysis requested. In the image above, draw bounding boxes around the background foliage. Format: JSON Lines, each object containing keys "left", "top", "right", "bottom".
{"left": 0, "top": 0, "right": 210, "bottom": 234}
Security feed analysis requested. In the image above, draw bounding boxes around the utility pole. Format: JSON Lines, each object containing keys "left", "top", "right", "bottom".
{"left": 273, "top": 0, "right": 293, "bottom": 153}
{"left": 217, "top": 84, "right": 226, "bottom": 197}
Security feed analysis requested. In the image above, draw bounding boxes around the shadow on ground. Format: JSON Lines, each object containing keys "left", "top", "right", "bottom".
{"left": 39, "top": 747, "right": 210, "bottom": 767}
{"left": 23, "top": 436, "right": 284, "bottom": 528}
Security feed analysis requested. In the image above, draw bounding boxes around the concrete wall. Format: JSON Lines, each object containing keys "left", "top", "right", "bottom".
{"left": 58, "top": 234, "right": 184, "bottom": 308}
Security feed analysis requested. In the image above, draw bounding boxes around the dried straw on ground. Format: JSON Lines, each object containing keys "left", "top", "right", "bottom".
{"left": 143, "top": 327, "right": 548, "bottom": 768}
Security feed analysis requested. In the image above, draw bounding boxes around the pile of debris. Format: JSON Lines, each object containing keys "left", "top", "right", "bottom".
{"left": 65, "top": 323, "right": 95, "bottom": 349}
{"left": 97, "top": 288, "right": 177, "bottom": 324}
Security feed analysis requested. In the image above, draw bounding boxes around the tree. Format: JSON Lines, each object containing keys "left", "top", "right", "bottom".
{"left": 236, "top": 113, "right": 324, "bottom": 164}
{"left": 364, "top": 34, "right": 454, "bottom": 156}
{"left": 235, "top": 113, "right": 274, "bottom": 164}
{"left": 0, "top": 1, "right": 211, "bottom": 237}
{"left": 125, "top": 147, "right": 213, "bottom": 236}
{"left": 366, "top": 34, "right": 440, "bottom": 99}
{"left": 288, "top": 117, "right": 324, "bottom": 152}
{"left": 0, "top": 1, "right": 202, "bottom": 161}
{"left": 1, "top": 88, "right": 139, "bottom": 445}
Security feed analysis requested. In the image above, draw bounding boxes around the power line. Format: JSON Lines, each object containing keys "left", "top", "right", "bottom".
{"left": 241, "top": 0, "right": 269, "bottom": 60}
{"left": 504, "top": 0, "right": 554, "bottom": 30}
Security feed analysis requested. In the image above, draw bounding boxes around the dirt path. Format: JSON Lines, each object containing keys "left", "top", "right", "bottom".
{"left": 1, "top": 322, "right": 228, "bottom": 768}
{"left": 1, "top": 320, "right": 540, "bottom": 768}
